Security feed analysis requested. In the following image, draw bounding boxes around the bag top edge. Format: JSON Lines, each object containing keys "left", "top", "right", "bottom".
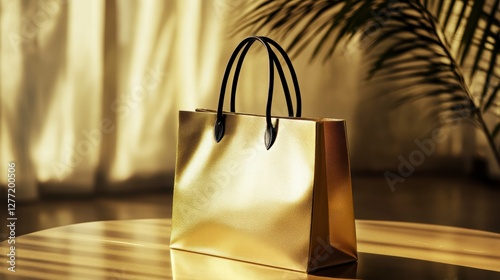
{"left": 178, "top": 109, "right": 346, "bottom": 122}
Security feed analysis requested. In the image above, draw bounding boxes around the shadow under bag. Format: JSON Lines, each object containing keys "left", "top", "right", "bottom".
{"left": 170, "top": 36, "right": 357, "bottom": 273}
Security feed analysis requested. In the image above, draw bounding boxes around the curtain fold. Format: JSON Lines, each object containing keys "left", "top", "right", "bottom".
{"left": 0, "top": 0, "right": 229, "bottom": 199}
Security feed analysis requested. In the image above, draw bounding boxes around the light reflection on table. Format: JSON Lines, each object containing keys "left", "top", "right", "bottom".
{"left": 0, "top": 219, "right": 498, "bottom": 279}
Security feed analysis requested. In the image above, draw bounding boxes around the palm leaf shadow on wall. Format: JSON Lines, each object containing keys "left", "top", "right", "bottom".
{"left": 237, "top": 0, "right": 500, "bottom": 170}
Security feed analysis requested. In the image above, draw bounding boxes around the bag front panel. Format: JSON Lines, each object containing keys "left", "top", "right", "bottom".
{"left": 171, "top": 110, "right": 318, "bottom": 271}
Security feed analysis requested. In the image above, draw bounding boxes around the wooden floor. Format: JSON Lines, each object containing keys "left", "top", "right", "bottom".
{"left": 2, "top": 175, "right": 499, "bottom": 241}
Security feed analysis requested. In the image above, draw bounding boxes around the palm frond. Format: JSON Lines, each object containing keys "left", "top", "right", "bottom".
{"left": 493, "top": 123, "right": 500, "bottom": 140}
{"left": 441, "top": 0, "right": 457, "bottom": 30}
{"left": 237, "top": 0, "right": 375, "bottom": 59}
{"left": 457, "top": 0, "right": 485, "bottom": 64}
{"left": 429, "top": 0, "right": 500, "bottom": 116}
{"left": 238, "top": 0, "right": 500, "bottom": 166}
{"left": 484, "top": 82, "right": 500, "bottom": 112}
{"left": 469, "top": 0, "right": 499, "bottom": 80}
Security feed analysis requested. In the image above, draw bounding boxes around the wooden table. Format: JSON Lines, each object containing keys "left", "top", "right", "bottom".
{"left": 1, "top": 219, "right": 499, "bottom": 279}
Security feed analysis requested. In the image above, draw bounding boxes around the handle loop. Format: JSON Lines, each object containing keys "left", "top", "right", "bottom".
{"left": 231, "top": 37, "right": 302, "bottom": 118}
{"left": 215, "top": 36, "right": 301, "bottom": 150}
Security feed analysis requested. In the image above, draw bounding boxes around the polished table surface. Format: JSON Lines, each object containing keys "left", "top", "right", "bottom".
{"left": 1, "top": 219, "right": 499, "bottom": 279}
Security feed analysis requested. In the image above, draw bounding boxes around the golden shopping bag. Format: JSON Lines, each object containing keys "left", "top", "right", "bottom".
{"left": 170, "top": 36, "right": 357, "bottom": 273}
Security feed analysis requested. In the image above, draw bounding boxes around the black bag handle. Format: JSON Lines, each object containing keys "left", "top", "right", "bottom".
{"left": 215, "top": 36, "right": 301, "bottom": 150}
{"left": 230, "top": 37, "right": 302, "bottom": 118}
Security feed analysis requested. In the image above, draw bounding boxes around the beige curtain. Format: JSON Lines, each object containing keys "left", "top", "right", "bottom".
{"left": 1, "top": 0, "right": 230, "bottom": 199}
{"left": 1, "top": 0, "right": 470, "bottom": 200}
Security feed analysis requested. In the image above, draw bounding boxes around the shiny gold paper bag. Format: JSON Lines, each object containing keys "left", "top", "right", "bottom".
{"left": 170, "top": 36, "right": 357, "bottom": 273}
